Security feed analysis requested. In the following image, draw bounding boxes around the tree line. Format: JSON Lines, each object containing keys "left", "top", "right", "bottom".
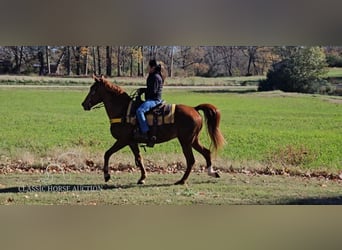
{"left": 0, "top": 46, "right": 341, "bottom": 77}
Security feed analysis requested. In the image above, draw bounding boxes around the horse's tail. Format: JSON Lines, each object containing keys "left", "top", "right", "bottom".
{"left": 195, "top": 104, "right": 226, "bottom": 153}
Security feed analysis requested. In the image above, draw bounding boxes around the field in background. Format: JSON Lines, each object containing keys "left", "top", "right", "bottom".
{"left": 0, "top": 67, "right": 341, "bottom": 87}
{"left": 0, "top": 74, "right": 263, "bottom": 87}
{"left": 327, "top": 67, "right": 342, "bottom": 78}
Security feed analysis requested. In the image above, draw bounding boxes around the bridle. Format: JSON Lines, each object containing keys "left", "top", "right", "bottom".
{"left": 86, "top": 84, "right": 138, "bottom": 111}
{"left": 91, "top": 103, "right": 104, "bottom": 109}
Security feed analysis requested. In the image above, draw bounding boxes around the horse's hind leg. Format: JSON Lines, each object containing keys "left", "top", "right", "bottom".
{"left": 175, "top": 143, "right": 195, "bottom": 185}
{"left": 129, "top": 143, "right": 146, "bottom": 184}
{"left": 192, "top": 138, "right": 220, "bottom": 178}
{"left": 103, "top": 141, "right": 126, "bottom": 182}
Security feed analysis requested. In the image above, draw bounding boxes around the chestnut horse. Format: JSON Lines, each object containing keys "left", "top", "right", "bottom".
{"left": 82, "top": 75, "right": 225, "bottom": 185}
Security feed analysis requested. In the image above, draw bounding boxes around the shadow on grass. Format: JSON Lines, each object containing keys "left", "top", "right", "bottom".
{"left": 192, "top": 89, "right": 257, "bottom": 94}
{"left": 2, "top": 184, "right": 342, "bottom": 204}
{"left": 0, "top": 182, "right": 176, "bottom": 193}
{"left": 280, "top": 196, "right": 342, "bottom": 205}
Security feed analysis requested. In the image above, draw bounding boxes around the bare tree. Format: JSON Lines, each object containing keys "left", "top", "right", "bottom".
{"left": 243, "top": 46, "right": 258, "bottom": 76}
{"left": 66, "top": 46, "right": 71, "bottom": 75}
{"left": 55, "top": 47, "right": 66, "bottom": 74}
{"left": 117, "top": 46, "right": 121, "bottom": 77}
{"left": 72, "top": 46, "right": 82, "bottom": 75}
{"left": 82, "top": 46, "right": 89, "bottom": 75}
{"left": 169, "top": 46, "right": 174, "bottom": 77}
{"left": 130, "top": 47, "right": 133, "bottom": 77}
{"left": 97, "top": 46, "right": 102, "bottom": 75}
{"left": 140, "top": 46, "right": 144, "bottom": 77}
{"left": 175, "top": 46, "right": 206, "bottom": 76}
{"left": 0, "top": 45, "right": 322, "bottom": 77}
{"left": 216, "top": 46, "right": 238, "bottom": 76}
{"left": 12, "top": 46, "right": 24, "bottom": 74}
{"left": 38, "top": 47, "right": 45, "bottom": 75}
{"left": 92, "top": 46, "right": 96, "bottom": 75}
{"left": 106, "top": 46, "right": 112, "bottom": 76}
{"left": 148, "top": 46, "right": 158, "bottom": 60}
{"left": 45, "top": 46, "right": 51, "bottom": 74}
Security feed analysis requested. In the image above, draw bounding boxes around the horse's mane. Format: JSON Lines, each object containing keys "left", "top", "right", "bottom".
{"left": 102, "top": 79, "right": 125, "bottom": 95}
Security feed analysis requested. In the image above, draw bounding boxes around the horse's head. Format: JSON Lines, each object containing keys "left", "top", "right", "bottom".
{"left": 82, "top": 75, "right": 105, "bottom": 110}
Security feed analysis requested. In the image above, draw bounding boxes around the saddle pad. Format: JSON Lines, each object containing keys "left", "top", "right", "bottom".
{"left": 126, "top": 101, "right": 176, "bottom": 126}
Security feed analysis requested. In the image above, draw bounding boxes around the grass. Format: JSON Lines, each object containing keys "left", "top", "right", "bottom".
{"left": 167, "top": 90, "right": 342, "bottom": 169}
{"left": 1, "top": 85, "right": 342, "bottom": 205}
{"left": 0, "top": 87, "right": 341, "bottom": 170}
{"left": 0, "top": 74, "right": 265, "bottom": 86}
{"left": 1, "top": 172, "right": 342, "bottom": 205}
{"left": 0, "top": 67, "right": 341, "bottom": 86}
{"left": 326, "top": 67, "right": 342, "bottom": 78}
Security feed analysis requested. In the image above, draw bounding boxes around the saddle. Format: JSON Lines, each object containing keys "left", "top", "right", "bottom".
{"left": 126, "top": 100, "right": 176, "bottom": 127}
{"left": 131, "top": 100, "right": 175, "bottom": 147}
{"left": 109, "top": 95, "right": 176, "bottom": 147}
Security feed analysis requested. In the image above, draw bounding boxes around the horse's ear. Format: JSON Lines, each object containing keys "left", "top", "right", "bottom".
{"left": 93, "top": 74, "right": 100, "bottom": 82}
{"left": 101, "top": 75, "right": 105, "bottom": 81}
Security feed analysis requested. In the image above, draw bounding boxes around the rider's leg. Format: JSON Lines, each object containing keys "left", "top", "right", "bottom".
{"left": 136, "top": 100, "right": 160, "bottom": 135}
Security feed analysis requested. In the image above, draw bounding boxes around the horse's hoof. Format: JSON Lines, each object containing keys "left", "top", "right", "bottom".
{"left": 104, "top": 173, "right": 111, "bottom": 182}
{"left": 174, "top": 180, "right": 185, "bottom": 185}
{"left": 215, "top": 172, "right": 220, "bottom": 178}
{"left": 137, "top": 179, "right": 145, "bottom": 185}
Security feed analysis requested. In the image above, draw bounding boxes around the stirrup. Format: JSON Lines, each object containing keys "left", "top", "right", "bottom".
{"left": 146, "top": 136, "right": 156, "bottom": 147}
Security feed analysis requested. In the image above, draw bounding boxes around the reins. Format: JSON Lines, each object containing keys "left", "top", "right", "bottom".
{"left": 91, "top": 89, "right": 138, "bottom": 124}
{"left": 130, "top": 89, "right": 140, "bottom": 100}
{"left": 91, "top": 103, "right": 104, "bottom": 110}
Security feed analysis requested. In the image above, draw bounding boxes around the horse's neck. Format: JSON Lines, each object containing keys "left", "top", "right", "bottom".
{"left": 103, "top": 93, "right": 130, "bottom": 119}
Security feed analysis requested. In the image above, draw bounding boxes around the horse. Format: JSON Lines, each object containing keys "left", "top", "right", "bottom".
{"left": 81, "top": 75, "right": 225, "bottom": 185}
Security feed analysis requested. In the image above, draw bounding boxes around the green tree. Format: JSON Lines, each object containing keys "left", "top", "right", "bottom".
{"left": 259, "top": 46, "right": 328, "bottom": 93}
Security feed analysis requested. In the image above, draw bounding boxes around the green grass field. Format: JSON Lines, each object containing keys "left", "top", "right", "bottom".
{"left": 1, "top": 172, "right": 342, "bottom": 205}
{"left": 0, "top": 74, "right": 264, "bottom": 86}
{"left": 327, "top": 67, "right": 342, "bottom": 78}
{"left": 1, "top": 85, "right": 342, "bottom": 204}
{"left": 0, "top": 86, "right": 341, "bottom": 170}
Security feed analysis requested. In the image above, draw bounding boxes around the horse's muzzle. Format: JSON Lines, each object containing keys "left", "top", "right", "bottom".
{"left": 82, "top": 101, "right": 91, "bottom": 111}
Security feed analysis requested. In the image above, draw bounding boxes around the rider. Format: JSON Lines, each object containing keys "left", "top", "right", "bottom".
{"left": 135, "top": 59, "right": 165, "bottom": 141}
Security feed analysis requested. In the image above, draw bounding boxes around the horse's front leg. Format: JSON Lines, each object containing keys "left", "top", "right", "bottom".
{"left": 104, "top": 140, "right": 126, "bottom": 182}
{"left": 129, "top": 143, "right": 146, "bottom": 184}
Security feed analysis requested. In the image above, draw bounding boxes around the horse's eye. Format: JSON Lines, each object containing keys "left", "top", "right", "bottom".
{"left": 90, "top": 84, "right": 98, "bottom": 94}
